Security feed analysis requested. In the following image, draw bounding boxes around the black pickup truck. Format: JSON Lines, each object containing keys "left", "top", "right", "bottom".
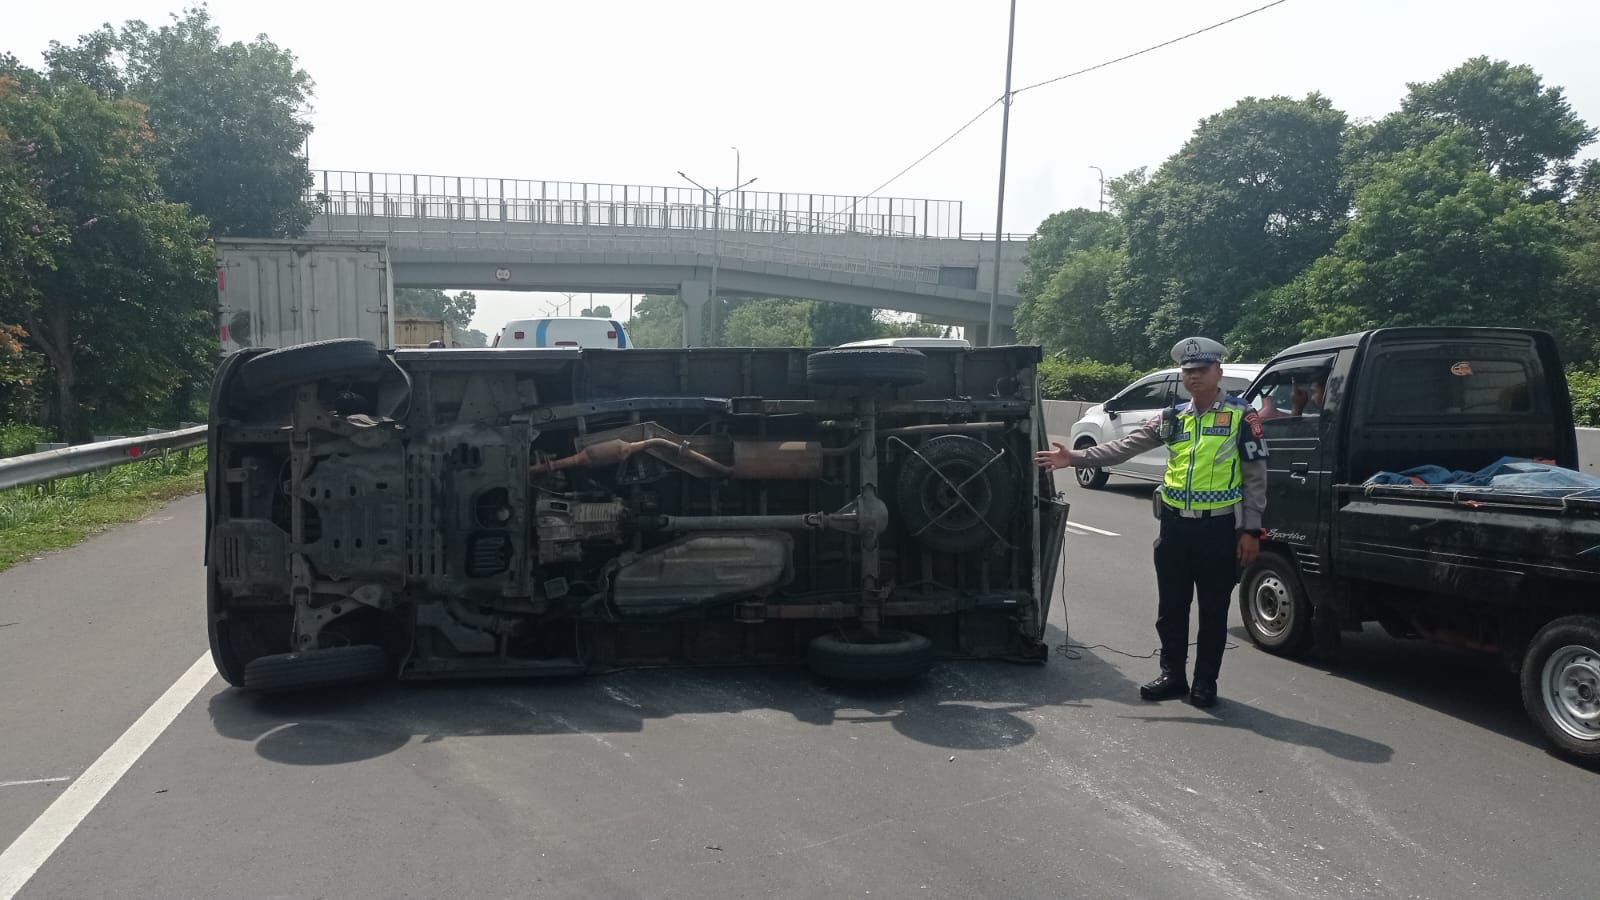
{"left": 1234, "top": 327, "right": 1600, "bottom": 762}
{"left": 204, "top": 340, "right": 1067, "bottom": 692}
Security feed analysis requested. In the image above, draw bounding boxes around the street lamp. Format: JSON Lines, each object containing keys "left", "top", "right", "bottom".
{"left": 985, "top": 0, "right": 1018, "bottom": 348}
{"left": 678, "top": 170, "right": 758, "bottom": 344}
{"left": 1089, "top": 165, "right": 1105, "bottom": 213}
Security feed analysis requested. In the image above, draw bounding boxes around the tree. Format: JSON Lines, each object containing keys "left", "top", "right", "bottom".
{"left": 45, "top": 6, "right": 315, "bottom": 237}
{"left": 394, "top": 289, "right": 476, "bottom": 333}
{"left": 580, "top": 304, "right": 613, "bottom": 318}
{"left": 1013, "top": 246, "right": 1129, "bottom": 363}
{"left": 626, "top": 294, "right": 686, "bottom": 348}
{"left": 1113, "top": 93, "right": 1349, "bottom": 363}
{"left": 0, "top": 71, "right": 215, "bottom": 439}
{"left": 722, "top": 300, "right": 813, "bottom": 346}
{"left": 1400, "top": 57, "right": 1596, "bottom": 184}
{"left": 1231, "top": 133, "right": 1567, "bottom": 358}
{"left": 1014, "top": 208, "right": 1120, "bottom": 303}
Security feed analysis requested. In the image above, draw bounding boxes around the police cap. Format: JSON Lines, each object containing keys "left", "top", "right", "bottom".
{"left": 1171, "top": 336, "right": 1226, "bottom": 369}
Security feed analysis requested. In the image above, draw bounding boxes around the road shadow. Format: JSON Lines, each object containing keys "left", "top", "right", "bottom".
{"left": 1228, "top": 625, "right": 1561, "bottom": 759}
{"left": 1121, "top": 701, "right": 1394, "bottom": 764}
{"left": 207, "top": 623, "right": 1143, "bottom": 768}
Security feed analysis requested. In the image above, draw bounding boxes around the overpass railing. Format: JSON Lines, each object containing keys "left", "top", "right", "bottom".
{"left": 350, "top": 224, "right": 947, "bottom": 286}
{"left": 308, "top": 170, "right": 965, "bottom": 239}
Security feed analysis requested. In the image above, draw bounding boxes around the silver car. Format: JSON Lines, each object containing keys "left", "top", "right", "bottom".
{"left": 1066, "top": 364, "right": 1264, "bottom": 488}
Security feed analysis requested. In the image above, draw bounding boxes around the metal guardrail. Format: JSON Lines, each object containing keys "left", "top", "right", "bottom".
{"left": 0, "top": 426, "right": 207, "bottom": 492}
{"left": 310, "top": 170, "right": 966, "bottom": 238}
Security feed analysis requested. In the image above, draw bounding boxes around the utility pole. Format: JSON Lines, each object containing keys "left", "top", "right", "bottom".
{"left": 1089, "top": 165, "right": 1105, "bottom": 214}
{"left": 985, "top": 0, "right": 1018, "bottom": 348}
{"left": 678, "top": 170, "right": 757, "bottom": 344}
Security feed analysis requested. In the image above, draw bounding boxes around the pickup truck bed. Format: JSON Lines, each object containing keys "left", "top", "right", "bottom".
{"left": 1337, "top": 484, "right": 1600, "bottom": 604}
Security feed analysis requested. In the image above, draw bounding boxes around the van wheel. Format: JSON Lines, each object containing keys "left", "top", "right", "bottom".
{"left": 808, "top": 630, "right": 934, "bottom": 683}
{"left": 1239, "top": 551, "right": 1313, "bottom": 658}
{"left": 805, "top": 348, "right": 927, "bottom": 387}
{"left": 236, "top": 339, "right": 386, "bottom": 399}
{"left": 1521, "top": 616, "right": 1600, "bottom": 764}
{"left": 1073, "top": 439, "right": 1110, "bottom": 489}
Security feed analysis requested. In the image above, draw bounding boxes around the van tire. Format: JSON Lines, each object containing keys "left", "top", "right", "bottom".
{"left": 806, "top": 348, "right": 927, "bottom": 387}
{"left": 808, "top": 630, "right": 934, "bottom": 683}
{"left": 236, "top": 339, "right": 385, "bottom": 399}
{"left": 242, "top": 645, "right": 390, "bottom": 693}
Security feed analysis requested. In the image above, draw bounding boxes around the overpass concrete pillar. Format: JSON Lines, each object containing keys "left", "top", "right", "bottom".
{"left": 958, "top": 321, "right": 1017, "bottom": 347}
{"left": 679, "top": 280, "right": 709, "bottom": 347}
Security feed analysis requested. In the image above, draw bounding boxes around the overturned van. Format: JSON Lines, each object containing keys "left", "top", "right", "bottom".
{"left": 204, "top": 340, "right": 1068, "bottom": 690}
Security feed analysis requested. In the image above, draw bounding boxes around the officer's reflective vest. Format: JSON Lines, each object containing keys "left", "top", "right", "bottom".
{"left": 1160, "top": 397, "right": 1251, "bottom": 511}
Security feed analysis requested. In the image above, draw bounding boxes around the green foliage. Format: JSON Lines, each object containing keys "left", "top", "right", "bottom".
{"left": 0, "top": 447, "right": 205, "bottom": 570}
{"left": 1569, "top": 368, "right": 1600, "bottom": 428}
{"left": 1112, "top": 93, "right": 1350, "bottom": 362}
{"left": 45, "top": 6, "right": 316, "bottom": 237}
{"left": 1400, "top": 57, "right": 1596, "bottom": 183}
{"left": 626, "top": 294, "right": 942, "bottom": 349}
{"left": 1036, "top": 358, "right": 1139, "bottom": 401}
{"left": 1015, "top": 246, "right": 1128, "bottom": 363}
{"left": 0, "top": 423, "right": 49, "bottom": 458}
{"left": 1015, "top": 209, "right": 1121, "bottom": 302}
{"left": 0, "top": 70, "right": 215, "bottom": 440}
{"left": 722, "top": 299, "right": 814, "bottom": 346}
{"left": 395, "top": 289, "right": 477, "bottom": 334}
{"left": 1230, "top": 132, "right": 1566, "bottom": 358}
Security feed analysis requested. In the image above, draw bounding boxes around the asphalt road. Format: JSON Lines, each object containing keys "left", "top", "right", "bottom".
{"left": 1, "top": 483, "right": 1595, "bottom": 900}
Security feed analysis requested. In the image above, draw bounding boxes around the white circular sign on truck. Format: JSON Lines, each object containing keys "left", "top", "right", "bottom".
{"left": 495, "top": 267, "right": 512, "bottom": 282}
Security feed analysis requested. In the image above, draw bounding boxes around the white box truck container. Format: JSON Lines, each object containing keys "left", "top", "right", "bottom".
{"left": 216, "top": 238, "right": 394, "bottom": 352}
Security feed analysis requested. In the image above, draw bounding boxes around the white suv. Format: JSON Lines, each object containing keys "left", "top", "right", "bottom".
{"left": 1067, "top": 364, "right": 1264, "bottom": 488}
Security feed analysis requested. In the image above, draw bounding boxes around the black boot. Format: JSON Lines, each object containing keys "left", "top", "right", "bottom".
{"left": 1139, "top": 670, "right": 1189, "bottom": 701}
{"left": 1189, "top": 680, "right": 1218, "bottom": 708}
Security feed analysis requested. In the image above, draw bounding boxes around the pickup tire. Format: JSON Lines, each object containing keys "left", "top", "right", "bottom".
{"left": 1520, "top": 616, "right": 1600, "bottom": 763}
{"left": 242, "top": 645, "right": 389, "bottom": 693}
{"left": 1073, "top": 438, "right": 1110, "bottom": 489}
{"left": 805, "top": 348, "right": 927, "bottom": 387}
{"left": 808, "top": 630, "right": 934, "bottom": 683}
{"left": 1239, "top": 551, "right": 1313, "bottom": 658}
{"left": 236, "top": 338, "right": 386, "bottom": 399}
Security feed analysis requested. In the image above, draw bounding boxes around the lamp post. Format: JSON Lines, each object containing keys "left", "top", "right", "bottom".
{"left": 678, "top": 170, "right": 758, "bottom": 344}
{"left": 985, "top": 0, "right": 1018, "bottom": 347}
{"left": 1089, "top": 165, "right": 1105, "bottom": 213}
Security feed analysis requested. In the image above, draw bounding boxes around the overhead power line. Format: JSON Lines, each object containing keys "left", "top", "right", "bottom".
{"left": 773, "top": 0, "right": 1295, "bottom": 243}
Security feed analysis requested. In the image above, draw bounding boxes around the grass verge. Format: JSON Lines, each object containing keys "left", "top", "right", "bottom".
{"left": 0, "top": 448, "right": 207, "bottom": 572}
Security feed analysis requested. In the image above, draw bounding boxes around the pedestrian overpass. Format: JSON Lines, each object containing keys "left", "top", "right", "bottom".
{"left": 304, "top": 171, "right": 1029, "bottom": 345}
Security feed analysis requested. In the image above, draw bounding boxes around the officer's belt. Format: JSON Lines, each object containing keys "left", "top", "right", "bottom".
{"left": 1160, "top": 502, "right": 1237, "bottom": 520}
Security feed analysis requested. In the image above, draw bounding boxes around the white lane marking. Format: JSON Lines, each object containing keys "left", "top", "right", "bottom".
{"left": 0, "top": 779, "right": 71, "bottom": 789}
{"left": 0, "top": 652, "right": 215, "bottom": 900}
{"left": 1065, "top": 521, "right": 1121, "bottom": 537}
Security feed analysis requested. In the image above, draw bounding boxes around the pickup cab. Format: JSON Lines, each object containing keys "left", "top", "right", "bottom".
{"left": 204, "top": 340, "right": 1067, "bottom": 692}
{"left": 1236, "top": 327, "right": 1600, "bottom": 762}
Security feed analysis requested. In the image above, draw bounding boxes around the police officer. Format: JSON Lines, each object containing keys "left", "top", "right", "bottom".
{"left": 1035, "top": 337, "right": 1269, "bottom": 707}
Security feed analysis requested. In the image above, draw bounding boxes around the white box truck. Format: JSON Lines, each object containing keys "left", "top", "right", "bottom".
{"left": 215, "top": 238, "right": 394, "bottom": 352}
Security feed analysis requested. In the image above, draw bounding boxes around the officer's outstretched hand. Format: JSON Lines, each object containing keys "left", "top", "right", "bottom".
{"left": 1237, "top": 532, "right": 1260, "bottom": 568}
{"left": 1035, "top": 442, "right": 1075, "bottom": 471}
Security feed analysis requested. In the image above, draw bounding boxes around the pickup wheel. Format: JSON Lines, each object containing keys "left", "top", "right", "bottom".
{"left": 808, "top": 630, "right": 934, "bottom": 683}
{"left": 1073, "top": 439, "right": 1110, "bottom": 489}
{"left": 805, "top": 348, "right": 927, "bottom": 387}
{"left": 1520, "top": 616, "right": 1600, "bottom": 763}
{"left": 236, "top": 338, "right": 386, "bottom": 399}
{"left": 1239, "top": 551, "right": 1313, "bottom": 658}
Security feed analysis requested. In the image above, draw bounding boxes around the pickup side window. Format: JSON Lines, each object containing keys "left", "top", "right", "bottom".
{"left": 1370, "top": 355, "right": 1536, "bottom": 419}
{"left": 1248, "top": 358, "right": 1335, "bottom": 428}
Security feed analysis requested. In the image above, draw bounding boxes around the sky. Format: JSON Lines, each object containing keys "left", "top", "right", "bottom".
{"left": 7, "top": 0, "right": 1600, "bottom": 334}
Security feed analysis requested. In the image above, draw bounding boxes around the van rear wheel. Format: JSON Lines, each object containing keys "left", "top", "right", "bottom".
{"left": 1521, "top": 616, "right": 1600, "bottom": 764}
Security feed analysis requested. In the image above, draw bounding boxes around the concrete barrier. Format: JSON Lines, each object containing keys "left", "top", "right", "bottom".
{"left": 1042, "top": 400, "right": 1600, "bottom": 473}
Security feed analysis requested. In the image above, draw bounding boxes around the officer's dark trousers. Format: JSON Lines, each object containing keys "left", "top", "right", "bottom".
{"left": 1153, "top": 513, "right": 1239, "bottom": 685}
